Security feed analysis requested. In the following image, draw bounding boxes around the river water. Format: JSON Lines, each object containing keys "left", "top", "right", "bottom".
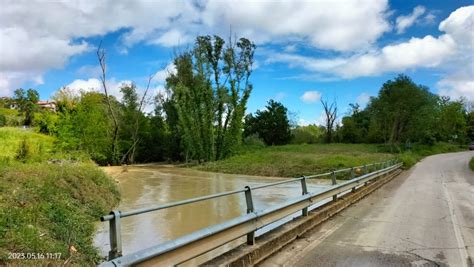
{"left": 94, "top": 164, "right": 332, "bottom": 265}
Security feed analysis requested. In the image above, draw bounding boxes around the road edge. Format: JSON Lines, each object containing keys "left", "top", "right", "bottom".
{"left": 202, "top": 169, "right": 403, "bottom": 267}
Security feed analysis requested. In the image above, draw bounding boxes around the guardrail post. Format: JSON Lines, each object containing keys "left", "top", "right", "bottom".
{"left": 300, "top": 177, "right": 309, "bottom": 216}
{"left": 350, "top": 167, "right": 356, "bottom": 192}
{"left": 364, "top": 164, "right": 367, "bottom": 174}
{"left": 331, "top": 171, "right": 337, "bottom": 201}
{"left": 108, "top": 210, "right": 122, "bottom": 260}
{"left": 244, "top": 186, "right": 255, "bottom": 245}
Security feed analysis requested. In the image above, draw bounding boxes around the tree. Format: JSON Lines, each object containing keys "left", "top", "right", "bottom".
{"left": 13, "top": 88, "right": 39, "bottom": 126}
{"left": 164, "top": 35, "right": 256, "bottom": 161}
{"left": 119, "top": 76, "right": 154, "bottom": 164}
{"left": 436, "top": 97, "right": 467, "bottom": 143}
{"left": 367, "top": 75, "right": 438, "bottom": 145}
{"left": 244, "top": 100, "right": 292, "bottom": 146}
{"left": 291, "top": 124, "right": 324, "bottom": 144}
{"left": 321, "top": 98, "right": 337, "bottom": 143}
{"left": 467, "top": 111, "right": 474, "bottom": 142}
{"left": 97, "top": 43, "right": 120, "bottom": 164}
{"left": 56, "top": 92, "right": 115, "bottom": 164}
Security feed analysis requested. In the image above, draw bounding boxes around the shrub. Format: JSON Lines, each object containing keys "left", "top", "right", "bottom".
{"left": 32, "top": 111, "right": 58, "bottom": 134}
{"left": 243, "top": 134, "right": 266, "bottom": 148}
{"left": 291, "top": 125, "right": 323, "bottom": 144}
{"left": 15, "top": 139, "right": 30, "bottom": 163}
{"left": 470, "top": 157, "right": 474, "bottom": 171}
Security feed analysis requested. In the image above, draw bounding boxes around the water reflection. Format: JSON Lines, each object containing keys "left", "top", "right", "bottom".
{"left": 94, "top": 164, "right": 331, "bottom": 265}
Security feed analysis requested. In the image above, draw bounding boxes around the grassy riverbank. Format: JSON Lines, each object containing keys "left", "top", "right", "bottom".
{"left": 196, "top": 143, "right": 465, "bottom": 177}
{"left": 0, "top": 127, "right": 119, "bottom": 265}
{"left": 196, "top": 143, "right": 394, "bottom": 177}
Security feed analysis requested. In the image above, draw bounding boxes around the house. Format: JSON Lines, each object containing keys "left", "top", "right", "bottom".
{"left": 36, "top": 100, "right": 57, "bottom": 112}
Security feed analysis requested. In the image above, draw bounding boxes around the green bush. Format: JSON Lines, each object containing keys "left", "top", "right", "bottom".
{"left": 0, "top": 114, "right": 5, "bottom": 126}
{"left": 291, "top": 125, "right": 323, "bottom": 144}
{"left": 15, "top": 139, "right": 30, "bottom": 162}
{"left": 0, "top": 108, "right": 23, "bottom": 126}
{"left": 32, "top": 111, "right": 58, "bottom": 134}
{"left": 395, "top": 142, "right": 464, "bottom": 169}
{"left": 243, "top": 134, "right": 266, "bottom": 148}
{"left": 469, "top": 157, "right": 474, "bottom": 171}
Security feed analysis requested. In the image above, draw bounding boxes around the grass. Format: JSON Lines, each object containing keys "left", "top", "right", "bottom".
{"left": 470, "top": 157, "right": 474, "bottom": 171}
{"left": 394, "top": 142, "right": 466, "bottom": 169}
{"left": 196, "top": 142, "right": 466, "bottom": 178}
{"left": 0, "top": 127, "right": 55, "bottom": 163}
{"left": 197, "top": 143, "right": 394, "bottom": 177}
{"left": 0, "top": 127, "right": 119, "bottom": 265}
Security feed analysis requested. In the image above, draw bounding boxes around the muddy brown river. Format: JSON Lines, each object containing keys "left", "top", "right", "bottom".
{"left": 94, "top": 164, "right": 332, "bottom": 265}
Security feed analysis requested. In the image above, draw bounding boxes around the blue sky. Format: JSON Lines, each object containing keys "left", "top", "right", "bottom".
{"left": 1, "top": 0, "right": 472, "bottom": 125}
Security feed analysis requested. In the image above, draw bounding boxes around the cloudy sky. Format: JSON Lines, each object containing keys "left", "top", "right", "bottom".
{"left": 0, "top": 0, "right": 472, "bottom": 125}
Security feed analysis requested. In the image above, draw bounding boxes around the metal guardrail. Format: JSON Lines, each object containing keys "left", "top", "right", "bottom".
{"left": 99, "top": 160, "right": 401, "bottom": 266}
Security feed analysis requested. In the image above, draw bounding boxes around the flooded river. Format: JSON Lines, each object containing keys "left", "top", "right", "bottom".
{"left": 94, "top": 164, "right": 332, "bottom": 265}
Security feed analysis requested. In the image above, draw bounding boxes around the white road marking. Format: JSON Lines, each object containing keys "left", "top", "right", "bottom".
{"left": 443, "top": 182, "right": 469, "bottom": 267}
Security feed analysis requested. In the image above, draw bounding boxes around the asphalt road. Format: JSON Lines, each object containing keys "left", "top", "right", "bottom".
{"left": 259, "top": 151, "right": 474, "bottom": 267}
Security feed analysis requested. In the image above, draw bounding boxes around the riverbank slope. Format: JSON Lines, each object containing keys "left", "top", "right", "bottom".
{"left": 0, "top": 127, "right": 119, "bottom": 265}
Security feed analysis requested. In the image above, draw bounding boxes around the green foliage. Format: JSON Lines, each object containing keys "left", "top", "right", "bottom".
{"left": 163, "top": 35, "right": 256, "bottom": 162}
{"left": 291, "top": 125, "right": 324, "bottom": 144}
{"left": 197, "top": 143, "right": 393, "bottom": 177}
{"left": 15, "top": 139, "right": 30, "bottom": 162}
{"left": 469, "top": 157, "right": 474, "bottom": 171}
{"left": 13, "top": 88, "right": 40, "bottom": 126}
{"left": 467, "top": 111, "right": 474, "bottom": 141}
{"left": 243, "top": 134, "right": 266, "bottom": 148}
{"left": 395, "top": 142, "right": 464, "bottom": 168}
{"left": 55, "top": 92, "right": 116, "bottom": 165}
{"left": 32, "top": 111, "right": 59, "bottom": 134}
{"left": 0, "top": 108, "right": 23, "bottom": 126}
{"left": 118, "top": 83, "right": 148, "bottom": 164}
{"left": 0, "top": 162, "right": 119, "bottom": 265}
{"left": 0, "top": 114, "right": 5, "bottom": 126}
{"left": 0, "top": 127, "right": 119, "bottom": 265}
{"left": 0, "top": 127, "right": 54, "bottom": 163}
{"left": 339, "top": 75, "right": 470, "bottom": 146}
{"left": 244, "top": 100, "right": 292, "bottom": 146}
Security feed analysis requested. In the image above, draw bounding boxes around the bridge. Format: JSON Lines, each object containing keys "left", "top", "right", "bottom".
{"left": 98, "top": 160, "right": 403, "bottom": 266}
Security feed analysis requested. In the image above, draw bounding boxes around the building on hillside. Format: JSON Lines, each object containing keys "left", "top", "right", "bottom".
{"left": 37, "top": 100, "right": 57, "bottom": 112}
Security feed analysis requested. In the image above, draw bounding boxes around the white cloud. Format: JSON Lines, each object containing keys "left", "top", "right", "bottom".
{"left": 269, "top": 6, "right": 474, "bottom": 80}
{"left": 356, "top": 93, "right": 371, "bottom": 106}
{"left": 437, "top": 70, "right": 474, "bottom": 101}
{"left": 202, "top": 0, "right": 390, "bottom": 52}
{"left": 439, "top": 6, "right": 474, "bottom": 52}
{"left": 155, "top": 62, "right": 177, "bottom": 84}
{"left": 270, "top": 34, "right": 456, "bottom": 79}
{"left": 395, "top": 6, "right": 426, "bottom": 34}
{"left": 64, "top": 78, "right": 132, "bottom": 101}
{"left": 0, "top": 0, "right": 393, "bottom": 94}
{"left": 300, "top": 91, "right": 321, "bottom": 103}
{"left": 148, "top": 29, "right": 192, "bottom": 47}
{"left": 62, "top": 77, "right": 165, "bottom": 112}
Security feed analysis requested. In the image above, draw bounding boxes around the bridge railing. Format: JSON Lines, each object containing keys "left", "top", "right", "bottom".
{"left": 99, "top": 159, "right": 402, "bottom": 266}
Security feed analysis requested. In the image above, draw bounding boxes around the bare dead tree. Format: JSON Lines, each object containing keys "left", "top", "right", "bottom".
{"left": 120, "top": 74, "right": 155, "bottom": 164}
{"left": 321, "top": 98, "right": 337, "bottom": 143}
{"left": 97, "top": 42, "right": 120, "bottom": 164}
